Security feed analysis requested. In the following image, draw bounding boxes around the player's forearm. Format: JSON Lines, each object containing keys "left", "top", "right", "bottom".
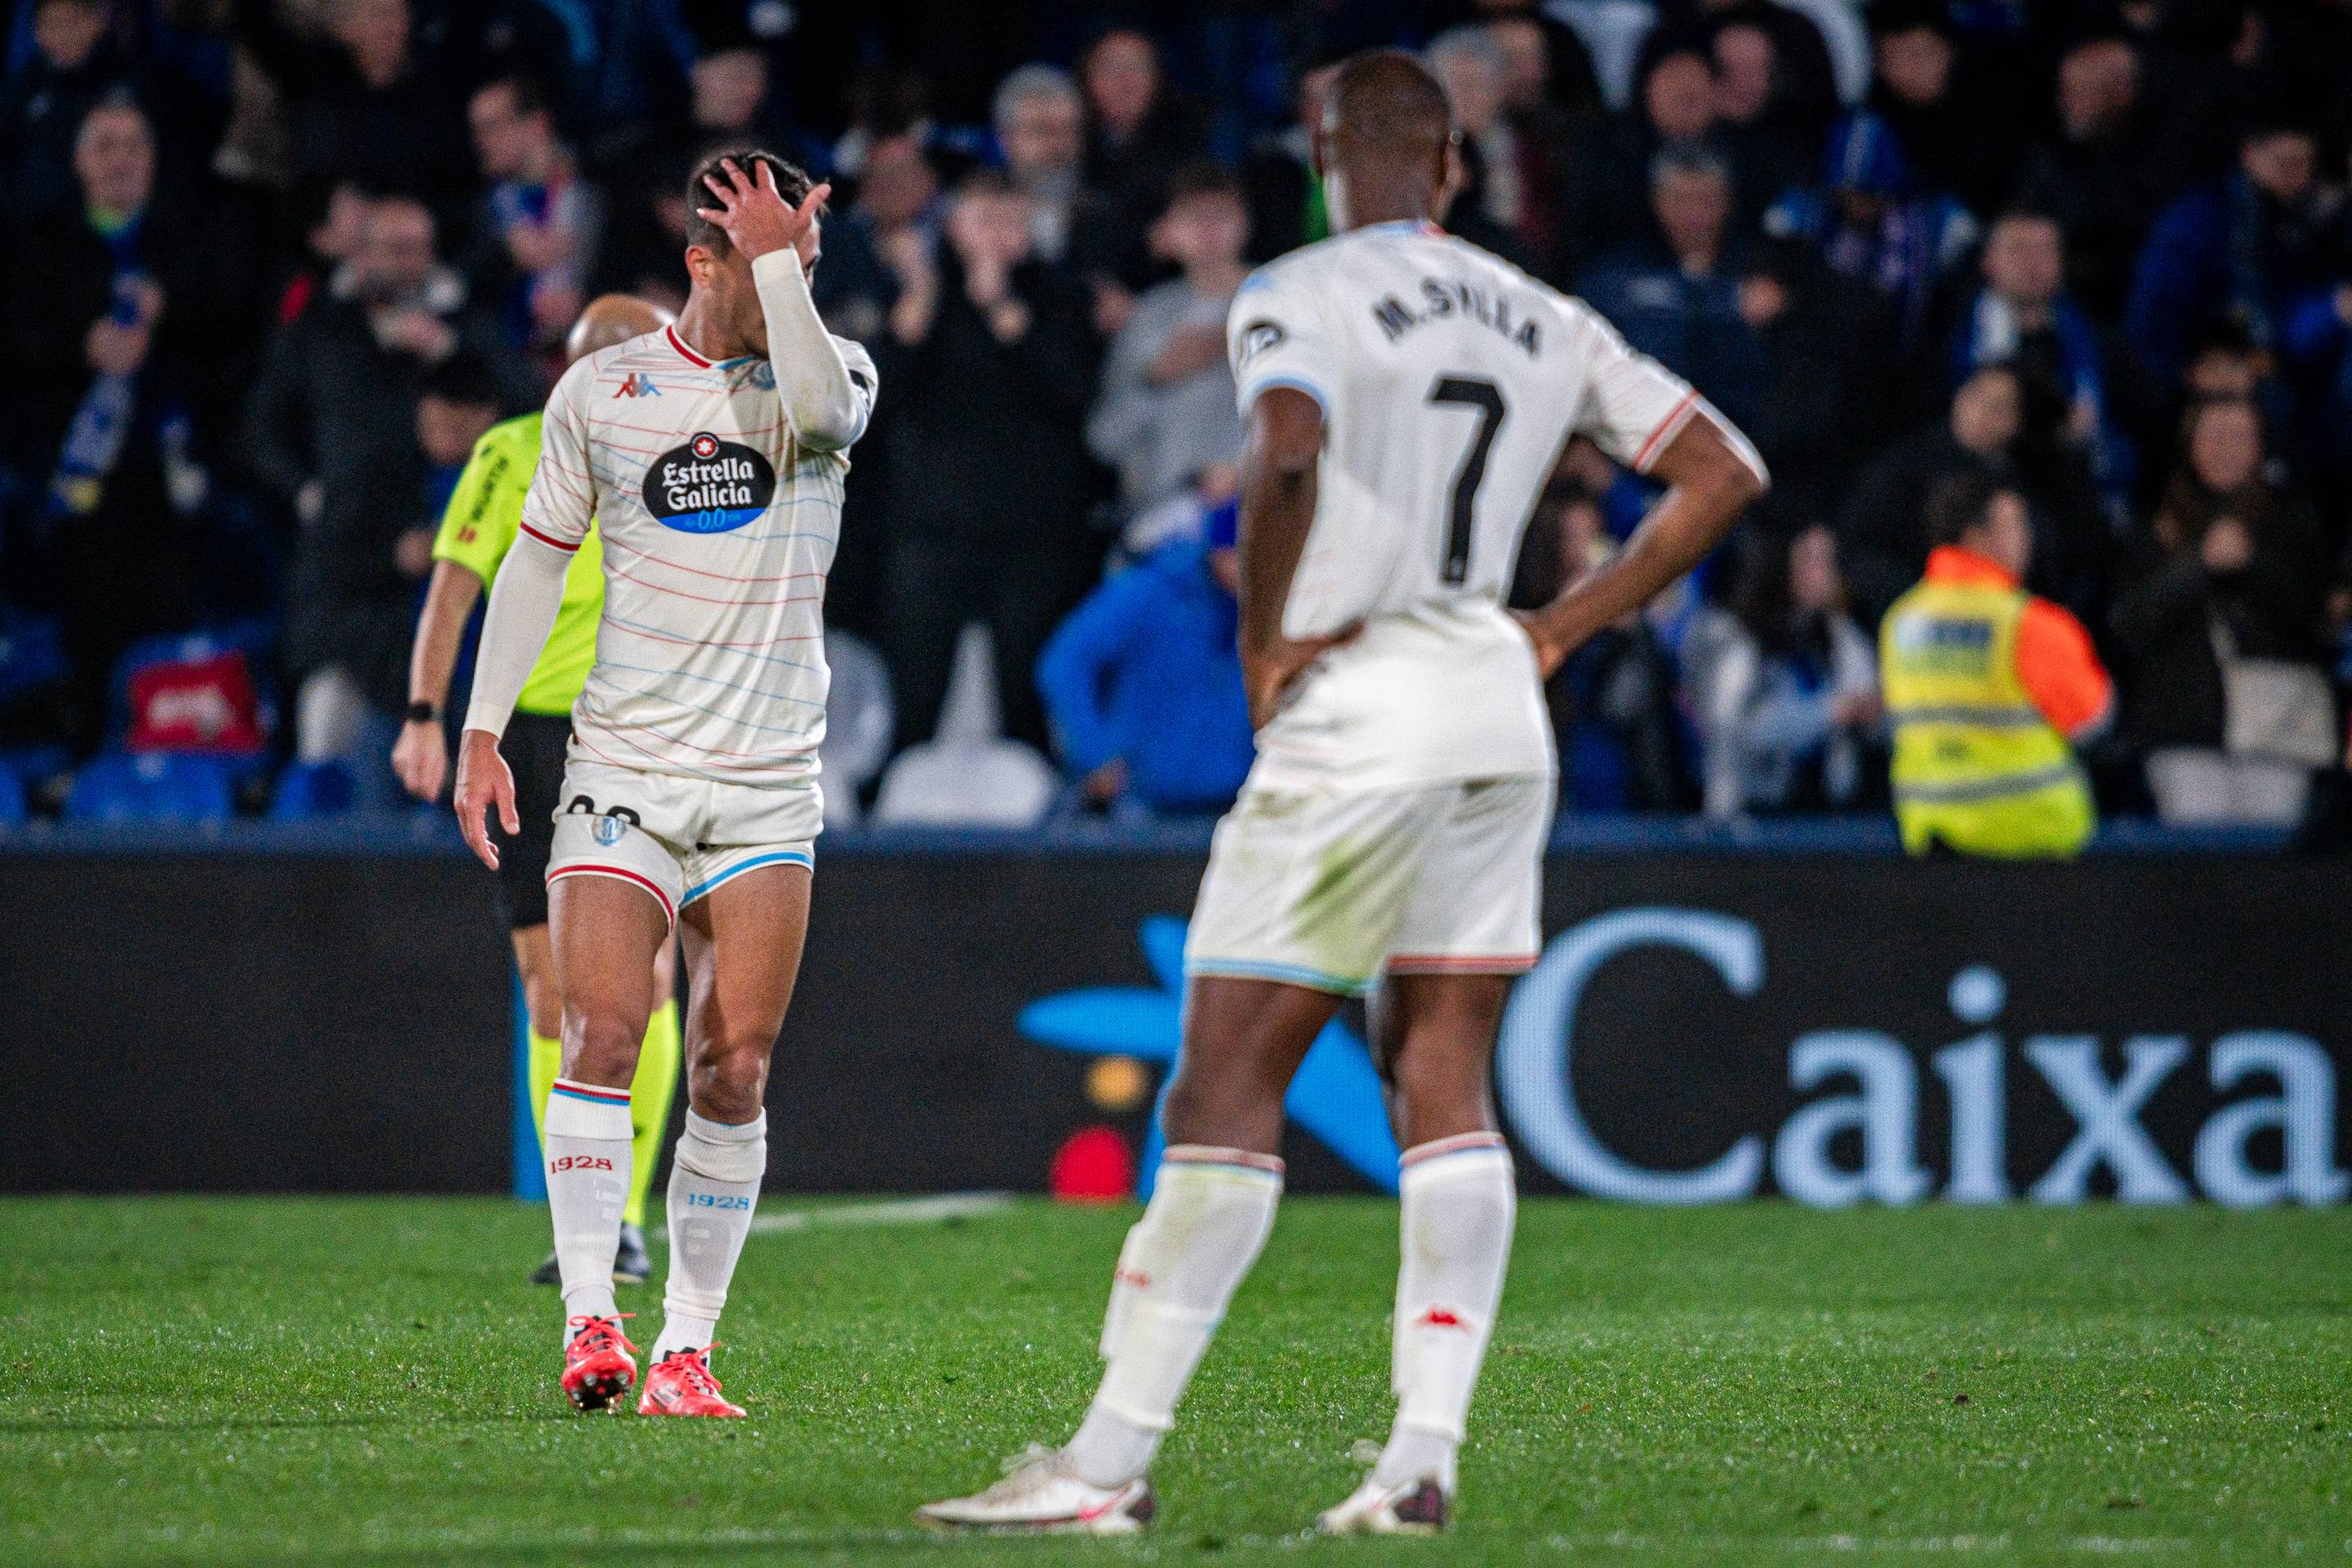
{"left": 407, "top": 561, "right": 483, "bottom": 710}
{"left": 461, "top": 537, "right": 569, "bottom": 740}
{"left": 1533, "top": 427, "right": 1763, "bottom": 650}
{"left": 752, "top": 249, "right": 862, "bottom": 449}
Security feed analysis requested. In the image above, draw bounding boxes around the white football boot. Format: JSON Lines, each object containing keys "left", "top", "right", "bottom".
{"left": 915, "top": 1446, "right": 1156, "bottom": 1535}
{"left": 1316, "top": 1473, "right": 1450, "bottom": 1535}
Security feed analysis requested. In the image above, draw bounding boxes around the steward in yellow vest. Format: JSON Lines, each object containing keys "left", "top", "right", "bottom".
{"left": 1881, "top": 473, "right": 2113, "bottom": 858}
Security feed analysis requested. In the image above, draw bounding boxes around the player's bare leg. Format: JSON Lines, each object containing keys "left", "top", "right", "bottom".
{"left": 918, "top": 975, "right": 1338, "bottom": 1532}
{"left": 543, "top": 873, "right": 667, "bottom": 1409}
{"left": 1320, "top": 972, "right": 1517, "bottom": 1534}
{"left": 525, "top": 925, "right": 679, "bottom": 1285}
{"left": 639, "top": 862, "right": 810, "bottom": 1419}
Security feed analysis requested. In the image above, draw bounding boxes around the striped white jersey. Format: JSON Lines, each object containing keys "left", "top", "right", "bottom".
{"left": 1226, "top": 220, "right": 1761, "bottom": 792}
{"left": 517, "top": 318, "right": 877, "bottom": 790}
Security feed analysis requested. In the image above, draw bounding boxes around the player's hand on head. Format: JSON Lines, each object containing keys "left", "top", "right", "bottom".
{"left": 1241, "top": 623, "right": 1360, "bottom": 729}
{"left": 697, "top": 158, "right": 830, "bottom": 263}
{"left": 452, "top": 728, "right": 519, "bottom": 871}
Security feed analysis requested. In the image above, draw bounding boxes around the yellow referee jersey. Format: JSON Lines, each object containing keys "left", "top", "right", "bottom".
{"left": 430, "top": 412, "right": 604, "bottom": 717}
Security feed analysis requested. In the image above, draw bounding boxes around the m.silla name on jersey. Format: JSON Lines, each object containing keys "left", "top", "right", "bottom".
{"left": 1369, "top": 276, "right": 1543, "bottom": 357}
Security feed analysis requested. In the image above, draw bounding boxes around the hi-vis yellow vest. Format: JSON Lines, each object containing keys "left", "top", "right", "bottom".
{"left": 1880, "top": 576, "right": 2094, "bottom": 858}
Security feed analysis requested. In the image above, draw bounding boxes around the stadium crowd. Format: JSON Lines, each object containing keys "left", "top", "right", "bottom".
{"left": 3, "top": 0, "right": 2352, "bottom": 831}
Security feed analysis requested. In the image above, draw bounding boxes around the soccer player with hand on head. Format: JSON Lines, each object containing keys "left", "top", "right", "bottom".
{"left": 396, "top": 294, "right": 682, "bottom": 1290}
{"left": 453, "top": 150, "right": 875, "bottom": 1419}
{"left": 920, "top": 50, "right": 1765, "bottom": 1535}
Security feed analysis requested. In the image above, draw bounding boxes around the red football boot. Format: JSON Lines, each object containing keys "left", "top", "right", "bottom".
{"left": 637, "top": 1345, "right": 746, "bottom": 1418}
{"left": 560, "top": 1314, "right": 639, "bottom": 1412}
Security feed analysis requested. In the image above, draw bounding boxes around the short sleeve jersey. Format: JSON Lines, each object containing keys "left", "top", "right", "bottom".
{"left": 1226, "top": 220, "right": 1755, "bottom": 792}
{"left": 519, "top": 323, "right": 878, "bottom": 789}
{"left": 431, "top": 412, "right": 605, "bottom": 717}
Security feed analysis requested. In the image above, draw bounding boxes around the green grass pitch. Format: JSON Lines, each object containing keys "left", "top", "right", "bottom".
{"left": 3, "top": 1196, "right": 2346, "bottom": 1566}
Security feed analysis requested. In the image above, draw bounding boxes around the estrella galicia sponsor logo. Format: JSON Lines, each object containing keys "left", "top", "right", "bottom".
{"left": 642, "top": 430, "right": 775, "bottom": 533}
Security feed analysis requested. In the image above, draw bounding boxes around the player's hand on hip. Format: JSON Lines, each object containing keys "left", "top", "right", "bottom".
{"left": 697, "top": 158, "right": 829, "bottom": 263}
{"left": 392, "top": 718, "right": 449, "bottom": 802}
{"left": 1242, "top": 625, "right": 1359, "bottom": 729}
{"left": 1508, "top": 608, "right": 1575, "bottom": 680}
{"left": 452, "top": 728, "right": 519, "bottom": 871}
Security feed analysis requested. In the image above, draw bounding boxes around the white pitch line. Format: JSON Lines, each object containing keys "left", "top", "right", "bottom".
{"left": 740, "top": 1191, "right": 1018, "bottom": 1236}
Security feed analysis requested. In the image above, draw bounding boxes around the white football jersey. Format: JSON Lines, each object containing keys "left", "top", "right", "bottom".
{"left": 1226, "top": 220, "right": 1756, "bottom": 792}
{"left": 518, "top": 322, "right": 876, "bottom": 791}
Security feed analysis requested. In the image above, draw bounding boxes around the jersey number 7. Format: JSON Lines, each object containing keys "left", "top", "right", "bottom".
{"left": 1429, "top": 376, "right": 1508, "bottom": 585}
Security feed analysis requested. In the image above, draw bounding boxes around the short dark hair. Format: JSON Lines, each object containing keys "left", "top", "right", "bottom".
{"left": 951, "top": 166, "right": 1021, "bottom": 205}
{"left": 684, "top": 146, "right": 816, "bottom": 255}
{"left": 475, "top": 71, "right": 552, "bottom": 122}
{"left": 1163, "top": 161, "right": 1244, "bottom": 209}
{"left": 1927, "top": 466, "right": 2015, "bottom": 547}
{"left": 420, "top": 351, "right": 503, "bottom": 410}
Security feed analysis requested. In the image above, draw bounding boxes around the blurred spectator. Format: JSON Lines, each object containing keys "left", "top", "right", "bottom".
{"left": 234, "top": 0, "right": 470, "bottom": 202}
{"left": 1241, "top": 53, "right": 1341, "bottom": 264}
{"left": 1035, "top": 502, "right": 1253, "bottom": 818}
{"left": 1682, "top": 524, "right": 1881, "bottom": 820}
{"left": 1511, "top": 478, "right": 1694, "bottom": 811}
{"left": 243, "top": 193, "right": 532, "bottom": 773}
{"left": 2126, "top": 118, "right": 2336, "bottom": 390}
{"left": 2110, "top": 397, "right": 2333, "bottom": 825}
{"left": 1640, "top": 0, "right": 1844, "bottom": 136}
{"left": 591, "top": 149, "right": 693, "bottom": 316}
{"left": 1765, "top": 109, "right": 1979, "bottom": 350}
{"left": 874, "top": 170, "right": 1103, "bottom": 759}
{"left": 466, "top": 72, "right": 602, "bottom": 361}
{"left": 1838, "top": 364, "right": 2019, "bottom": 624}
{"left": 1087, "top": 164, "right": 1247, "bottom": 537}
{"left": 1706, "top": 18, "right": 1815, "bottom": 219}
{"left": 1882, "top": 469, "right": 2111, "bottom": 858}
{"left": 991, "top": 64, "right": 1100, "bottom": 274}
{"left": 10, "top": 94, "right": 215, "bottom": 751}
{"left": 1427, "top": 25, "right": 1554, "bottom": 277}
{"left": 1078, "top": 28, "right": 1207, "bottom": 294}
{"left": 1582, "top": 147, "right": 1771, "bottom": 436}
{"left": 1863, "top": 0, "right": 2023, "bottom": 220}
{"left": 2, "top": 0, "right": 129, "bottom": 215}
{"left": 1459, "top": 0, "right": 1601, "bottom": 118}
{"left": 1951, "top": 209, "right": 2132, "bottom": 503}
{"left": 812, "top": 131, "right": 937, "bottom": 347}
{"left": 1566, "top": 47, "right": 1735, "bottom": 278}
{"left": 2013, "top": 35, "right": 2177, "bottom": 320}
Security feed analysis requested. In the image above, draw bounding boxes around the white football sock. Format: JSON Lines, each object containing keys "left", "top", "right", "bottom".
{"left": 543, "top": 1077, "right": 635, "bottom": 1334}
{"left": 1066, "top": 1146, "right": 1284, "bottom": 1488}
{"left": 652, "top": 1109, "right": 766, "bottom": 1361}
{"left": 1376, "top": 1133, "right": 1516, "bottom": 1493}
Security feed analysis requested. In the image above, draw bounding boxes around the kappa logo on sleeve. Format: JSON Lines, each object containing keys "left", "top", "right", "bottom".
{"left": 642, "top": 431, "right": 777, "bottom": 533}
{"left": 1236, "top": 318, "right": 1286, "bottom": 365}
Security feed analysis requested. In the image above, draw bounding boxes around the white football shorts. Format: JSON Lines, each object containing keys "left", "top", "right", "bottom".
{"left": 1183, "top": 776, "right": 1555, "bottom": 996}
{"left": 544, "top": 755, "right": 820, "bottom": 930}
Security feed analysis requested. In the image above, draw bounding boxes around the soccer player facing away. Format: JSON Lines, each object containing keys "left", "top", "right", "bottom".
{"left": 394, "top": 295, "right": 682, "bottom": 1289}
{"left": 920, "top": 51, "right": 1766, "bottom": 1535}
{"left": 452, "top": 149, "right": 875, "bottom": 1419}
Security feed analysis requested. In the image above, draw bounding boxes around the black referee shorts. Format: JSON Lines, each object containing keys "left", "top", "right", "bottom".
{"left": 492, "top": 710, "right": 572, "bottom": 930}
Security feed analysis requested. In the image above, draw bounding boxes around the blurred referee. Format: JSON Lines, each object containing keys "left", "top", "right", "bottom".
{"left": 393, "top": 295, "right": 681, "bottom": 1285}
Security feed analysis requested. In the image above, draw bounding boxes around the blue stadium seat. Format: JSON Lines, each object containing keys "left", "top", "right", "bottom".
{"left": 267, "top": 760, "right": 354, "bottom": 820}
{"left": 0, "top": 765, "right": 23, "bottom": 825}
{"left": 63, "top": 751, "right": 238, "bottom": 825}
{"left": 0, "top": 612, "right": 68, "bottom": 708}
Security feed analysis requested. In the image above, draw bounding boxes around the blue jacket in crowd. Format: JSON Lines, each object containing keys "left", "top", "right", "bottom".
{"left": 1035, "top": 537, "right": 1255, "bottom": 814}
